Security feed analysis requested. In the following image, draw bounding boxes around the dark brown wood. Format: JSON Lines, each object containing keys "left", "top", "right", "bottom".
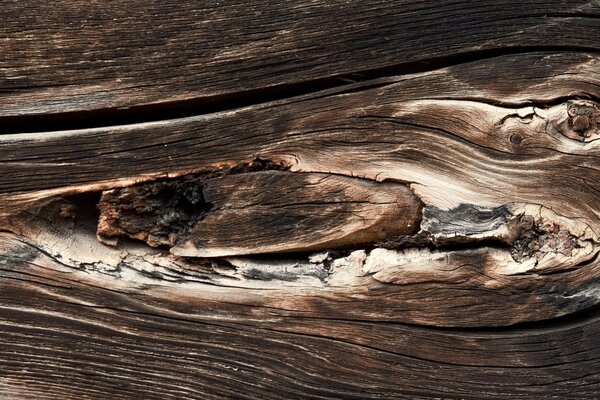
{"left": 3, "top": 51, "right": 600, "bottom": 326}
{"left": 1, "top": 1, "right": 600, "bottom": 117}
{"left": 2, "top": 52, "right": 600, "bottom": 198}
{"left": 3, "top": 233, "right": 600, "bottom": 399}
{"left": 2, "top": 1, "right": 600, "bottom": 399}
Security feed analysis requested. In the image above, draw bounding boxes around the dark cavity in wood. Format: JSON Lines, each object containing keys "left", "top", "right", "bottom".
{"left": 97, "top": 158, "right": 289, "bottom": 248}
{"left": 97, "top": 175, "right": 211, "bottom": 248}
{"left": 375, "top": 234, "right": 434, "bottom": 251}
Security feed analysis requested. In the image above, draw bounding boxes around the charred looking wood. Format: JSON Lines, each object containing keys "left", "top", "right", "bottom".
{"left": 96, "top": 158, "right": 288, "bottom": 248}
{"left": 511, "top": 215, "right": 580, "bottom": 262}
{"left": 97, "top": 175, "right": 211, "bottom": 248}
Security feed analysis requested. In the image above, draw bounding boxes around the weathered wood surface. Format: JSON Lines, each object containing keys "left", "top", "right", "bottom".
{"left": 2, "top": 1, "right": 600, "bottom": 399}
{"left": 2, "top": 0, "right": 600, "bottom": 118}
{"left": 3, "top": 234, "right": 600, "bottom": 399}
{"left": 94, "top": 168, "right": 422, "bottom": 255}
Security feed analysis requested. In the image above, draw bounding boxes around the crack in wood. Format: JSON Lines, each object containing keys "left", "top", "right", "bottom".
{"left": 1, "top": 55, "right": 600, "bottom": 334}
{"left": 94, "top": 161, "right": 423, "bottom": 257}
{"left": 4, "top": 3, "right": 600, "bottom": 397}
{"left": 7, "top": 157, "right": 599, "bottom": 280}
{"left": 4, "top": 48, "right": 599, "bottom": 134}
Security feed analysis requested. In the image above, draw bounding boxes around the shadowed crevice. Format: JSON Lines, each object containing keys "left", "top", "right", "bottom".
{"left": 2, "top": 47, "right": 600, "bottom": 135}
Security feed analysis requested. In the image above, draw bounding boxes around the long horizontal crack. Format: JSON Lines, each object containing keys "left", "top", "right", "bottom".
{"left": 6, "top": 241, "right": 600, "bottom": 335}
{"left": 2, "top": 46, "right": 600, "bottom": 134}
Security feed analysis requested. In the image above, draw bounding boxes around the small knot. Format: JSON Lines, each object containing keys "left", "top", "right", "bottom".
{"left": 567, "top": 100, "right": 599, "bottom": 138}
{"left": 509, "top": 133, "right": 523, "bottom": 145}
{"left": 572, "top": 115, "right": 590, "bottom": 133}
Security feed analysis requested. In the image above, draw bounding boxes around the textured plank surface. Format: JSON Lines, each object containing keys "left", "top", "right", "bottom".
{"left": 1, "top": 53, "right": 600, "bottom": 308}
{"left": 3, "top": 1, "right": 600, "bottom": 399}
{"left": 1, "top": 0, "right": 600, "bottom": 117}
{"left": 2, "top": 52, "right": 600, "bottom": 198}
{"left": 2, "top": 51, "right": 600, "bottom": 325}
{"left": 2, "top": 234, "right": 600, "bottom": 399}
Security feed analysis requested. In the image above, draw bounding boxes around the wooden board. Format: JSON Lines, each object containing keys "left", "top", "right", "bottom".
{"left": 2, "top": 1, "right": 600, "bottom": 118}
{"left": 3, "top": 52, "right": 600, "bottom": 198}
{"left": 2, "top": 1, "right": 600, "bottom": 399}
{"left": 3, "top": 235, "right": 600, "bottom": 399}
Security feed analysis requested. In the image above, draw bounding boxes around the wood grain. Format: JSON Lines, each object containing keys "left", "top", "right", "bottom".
{"left": 3, "top": 1, "right": 600, "bottom": 398}
{"left": 1, "top": 1, "right": 600, "bottom": 117}
{"left": 2, "top": 52, "right": 600, "bottom": 197}
{"left": 2, "top": 234, "right": 600, "bottom": 399}
{"left": 2, "top": 51, "right": 600, "bottom": 325}
{"left": 96, "top": 170, "right": 422, "bottom": 256}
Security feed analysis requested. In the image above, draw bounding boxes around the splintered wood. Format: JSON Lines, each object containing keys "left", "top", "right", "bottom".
{"left": 97, "top": 170, "right": 422, "bottom": 256}
{"left": 3, "top": 52, "right": 600, "bottom": 321}
{"left": 3, "top": 1, "right": 600, "bottom": 398}
{"left": 4, "top": 70, "right": 600, "bottom": 324}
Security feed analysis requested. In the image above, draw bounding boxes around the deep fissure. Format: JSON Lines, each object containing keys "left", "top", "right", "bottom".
{"left": 3, "top": 47, "right": 600, "bottom": 134}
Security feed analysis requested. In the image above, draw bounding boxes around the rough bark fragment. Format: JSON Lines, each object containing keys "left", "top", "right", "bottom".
{"left": 566, "top": 99, "right": 600, "bottom": 140}
{"left": 97, "top": 174, "right": 211, "bottom": 248}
